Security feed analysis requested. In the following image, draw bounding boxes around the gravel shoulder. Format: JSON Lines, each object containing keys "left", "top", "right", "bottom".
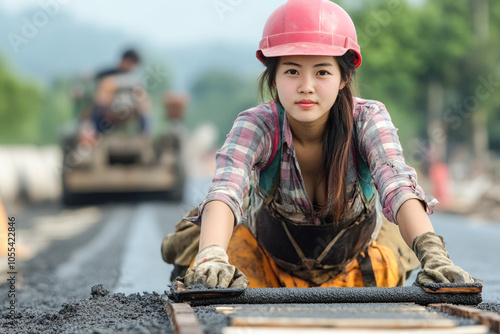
{"left": 2, "top": 285, "right": 172, "bottom": 334}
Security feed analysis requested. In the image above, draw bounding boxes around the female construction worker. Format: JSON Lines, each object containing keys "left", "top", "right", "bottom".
{"left": 162, "top": 0, "right": 480, "bottom": 289}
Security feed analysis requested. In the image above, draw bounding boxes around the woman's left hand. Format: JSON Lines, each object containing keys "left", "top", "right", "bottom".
{"left": 412, "top": 232, "right": 482, "bottom": 285}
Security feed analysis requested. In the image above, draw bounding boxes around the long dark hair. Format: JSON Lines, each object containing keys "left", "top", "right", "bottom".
{"left": 258, "top": 51, "right": 358, "bottom": 221}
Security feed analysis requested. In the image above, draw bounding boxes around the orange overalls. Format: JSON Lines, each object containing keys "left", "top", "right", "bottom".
{"left": 226, "top": 223, "right": 400, "bottom": 288}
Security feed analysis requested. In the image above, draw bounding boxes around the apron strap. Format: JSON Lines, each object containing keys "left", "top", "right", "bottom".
{"left": 279, "top": 219, "right": 311, "bottom": 268}
{"left": 316, "top": 220, "right": 360, "bottom": 263}
{"left": 357, "top": 251, "right": 378, "bottom": 287}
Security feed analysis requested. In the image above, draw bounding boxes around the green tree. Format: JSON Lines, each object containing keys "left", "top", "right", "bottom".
{"left": 0, "top": 55, "right": 42, "bottom": 144}
{"left": 346, "top": 0, "right": 428, "bottom": 150}
{"left": 341, "top": 0, "right": 500, "bottom": 172}
{"left": 187, "top": 70, "right": 259, "bottom": 147}
{"left": 38, "top": 77, "right": 74, "bottom": 145}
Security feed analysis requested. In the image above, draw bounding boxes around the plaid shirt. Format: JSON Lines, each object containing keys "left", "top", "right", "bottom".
{"left": 187, "top": 97, "right": 437, "bottom": 226}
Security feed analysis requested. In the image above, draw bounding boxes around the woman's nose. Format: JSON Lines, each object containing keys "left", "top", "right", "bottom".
{"left": 298, "top": 74, "right": 314, "bottom": 94}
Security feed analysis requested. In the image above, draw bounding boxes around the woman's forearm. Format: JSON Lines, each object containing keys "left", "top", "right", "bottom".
{"left": 199, "top": 200, "right": 235, "bottom": 250}
{"left": 396, "top": 198, "right": 434, "bottom": 248}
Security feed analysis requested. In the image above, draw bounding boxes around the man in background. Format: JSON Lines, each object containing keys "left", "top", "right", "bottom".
{"left": 79, "top": 49, "right": 150, "bottom": 141}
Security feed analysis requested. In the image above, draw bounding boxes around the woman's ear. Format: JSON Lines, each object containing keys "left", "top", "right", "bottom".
{"left": 339, "top": 73, "right": 352, "bottom": 90}
{"left": 339, "top": 79, "right": 348, "bottom": 90}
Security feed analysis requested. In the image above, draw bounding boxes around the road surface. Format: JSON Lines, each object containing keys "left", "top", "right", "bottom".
{"left": 1, "top": 178, "right": 499, "bottom": 332}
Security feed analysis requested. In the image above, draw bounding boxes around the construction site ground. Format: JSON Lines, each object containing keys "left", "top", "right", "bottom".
{"left": 1, "top": 178, "right": 499, "bottom": 333}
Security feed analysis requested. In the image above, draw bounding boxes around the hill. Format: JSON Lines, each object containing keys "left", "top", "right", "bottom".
{"left": 0, "top": 7, "right": 262, "bottom": 89}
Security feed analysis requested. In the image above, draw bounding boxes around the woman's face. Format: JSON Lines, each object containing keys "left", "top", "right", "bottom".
{"left": 275, "top": 55, "right": 345, "bottom": 126}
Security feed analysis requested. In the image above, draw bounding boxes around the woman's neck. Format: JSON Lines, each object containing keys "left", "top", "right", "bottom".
{"left": 288, "top": 116, "right": 326, "bottom": 146}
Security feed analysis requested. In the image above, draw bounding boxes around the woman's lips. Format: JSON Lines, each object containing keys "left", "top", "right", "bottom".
{"left": 296, "top": 100, "right": 317, "bottom": 109}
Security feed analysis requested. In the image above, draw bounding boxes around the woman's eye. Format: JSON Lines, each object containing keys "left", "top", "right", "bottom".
{"left": 317, "top": 70, "right": 330, "bottom": 76}
{"left": 285, "top": 69, "right": 298, "bottom": 75}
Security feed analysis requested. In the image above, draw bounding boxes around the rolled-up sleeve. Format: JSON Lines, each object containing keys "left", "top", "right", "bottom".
{"left": 185, "top": 106, "right": 274, "bottom": 226}
{"left": 356, "top": 100, "right": 438, "bottom": 224}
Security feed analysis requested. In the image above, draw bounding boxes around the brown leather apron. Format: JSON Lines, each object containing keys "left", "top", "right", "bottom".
{"left": 253, "top": 173, "right": 377, "bottom": 277}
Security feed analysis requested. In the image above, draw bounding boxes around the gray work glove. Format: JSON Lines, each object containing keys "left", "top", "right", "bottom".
{"left": 183, "top": 245, "right": 250, "bottom": 288}
{"left": 413, "top": 232, "right": 481, "bottom": 285}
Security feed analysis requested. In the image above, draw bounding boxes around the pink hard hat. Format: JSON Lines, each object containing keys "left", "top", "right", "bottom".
{"left": 257, "top": 0, "right": 362, "bottom": 69}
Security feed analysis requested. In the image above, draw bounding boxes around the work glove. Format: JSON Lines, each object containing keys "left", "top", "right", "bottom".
{"left": 413, "top": 232, "right": 481, "bottom": 285}
{"left": 183, "top": 245, "right": 250, "bottom": 289}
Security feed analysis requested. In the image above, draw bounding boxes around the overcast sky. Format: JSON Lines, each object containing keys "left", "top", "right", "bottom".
{"left": 1, "top": 0, "right": 288, "bottom": 47}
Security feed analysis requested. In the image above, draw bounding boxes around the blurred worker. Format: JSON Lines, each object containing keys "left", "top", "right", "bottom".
{"left": 157, "top": 92, "right": 190, "bottom": 169}
{"left": 162, "top": 0, "right": 480, "bottom": 289}
{"left": 429, "top": 162, "right": 452, "bottom": 209}
{"left": 162, "top": 92, "right": 220, "bottom": 178}
{"left": 163, "top": 92, "right": 189, "bottom": 140}
{"left": 163, "top": 92, "right": 189, "bottom": 123}
{"left": 80, "top": 49, "right": 151, "bottom": 142}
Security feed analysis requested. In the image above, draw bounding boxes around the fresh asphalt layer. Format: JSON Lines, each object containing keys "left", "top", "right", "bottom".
{"left": 0, "top": 179, "right": 499, "bottom": 333}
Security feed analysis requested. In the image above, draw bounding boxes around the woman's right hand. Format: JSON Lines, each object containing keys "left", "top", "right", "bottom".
{"left": 183, "top": 244, "right": 250, "bottom": 288}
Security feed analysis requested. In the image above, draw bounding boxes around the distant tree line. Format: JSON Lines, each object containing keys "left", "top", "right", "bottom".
{"left": 0, "top": 56, "right": 42, "bottom": 144}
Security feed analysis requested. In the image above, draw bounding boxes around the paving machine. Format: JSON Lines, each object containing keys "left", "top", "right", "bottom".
{"left": 60, "top": 73, "right": 185, "bottom": 205}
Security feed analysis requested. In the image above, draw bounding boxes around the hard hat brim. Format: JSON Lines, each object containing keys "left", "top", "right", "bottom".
{"left": 258, "top": 43, "right": 361, "bottom": 69}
